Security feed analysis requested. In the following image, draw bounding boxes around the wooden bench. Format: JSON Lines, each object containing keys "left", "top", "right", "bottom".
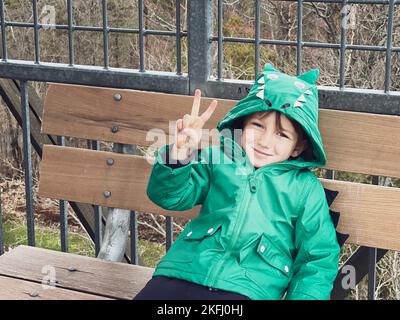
{"left": 0, "top": 245, "right": 153, "bottom": 299}
{"left": 2, "top": 83, "right": 399, "bottom": 299}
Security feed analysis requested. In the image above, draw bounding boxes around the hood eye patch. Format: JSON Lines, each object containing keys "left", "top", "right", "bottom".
{"left": 294, "top": 81, "right": 306, "bottom": 89}
{"left": 266, "top": 73, "right": 279, "bottom": 80}
{"left": 255, "top": 74, "right": 310, "bottom": 110}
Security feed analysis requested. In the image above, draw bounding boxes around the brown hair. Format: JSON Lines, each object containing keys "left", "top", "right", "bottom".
{"left": 235, "top": 111, "right": 313, "bottom": 160}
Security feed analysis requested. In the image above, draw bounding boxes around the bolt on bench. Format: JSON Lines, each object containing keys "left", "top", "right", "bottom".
{"left": 0, "top": 83, "right": 399, "bottom": 299}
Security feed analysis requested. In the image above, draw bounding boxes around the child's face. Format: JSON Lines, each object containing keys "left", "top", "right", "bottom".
{"left": 240, "top": 111, "right": 306, "bottom": 168}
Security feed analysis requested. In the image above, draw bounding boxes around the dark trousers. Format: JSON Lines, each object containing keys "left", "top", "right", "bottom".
{"left": 133, "top": 276, "right": 251, "bottom": 300}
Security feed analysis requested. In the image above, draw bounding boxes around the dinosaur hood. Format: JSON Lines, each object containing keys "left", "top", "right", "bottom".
{"left": 216, "top": 63, "right": 326, "bottom": 170}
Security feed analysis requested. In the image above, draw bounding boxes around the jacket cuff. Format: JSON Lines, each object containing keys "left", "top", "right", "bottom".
{"left": 155, "top": 144, "right": 195, "bottom": 169}
{"left": 160, "top": 144, "right": 194, "bottom": 169}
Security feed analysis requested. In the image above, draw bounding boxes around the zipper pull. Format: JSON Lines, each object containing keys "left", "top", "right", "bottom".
{"left": 249, "top": 175, "right": 257, "bottom": 193}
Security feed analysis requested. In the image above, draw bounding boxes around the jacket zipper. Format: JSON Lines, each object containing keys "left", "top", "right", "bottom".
{"left": 207, "top": 172, "right": 255, "bottom": 288}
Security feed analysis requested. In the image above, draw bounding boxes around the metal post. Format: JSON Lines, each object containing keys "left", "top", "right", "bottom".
{"left": 166, "top": 216, "right": 173, "bottom": 251}
{"left": 255, "top": 0, "right": 260, "bottom": 77}
{"left": 102, "top": 0, "right": 109, "bottom": 69}
{"left": 217, "top": 0, "right": 223, "bottom": 80}
{"left": 339, "top": 0, "right": 348, "bottom": 88}
{"left": 188, "top": 0, "right": 214, "bottom": 95}
{"left": 58, "top": 136, "right": 68, "bottom": 252}
{"left": 59, "top": 197, "right": 68, "bottom": 252}
{"left": 0, "top": 0, "right": 7, "bottom": 61}
{"left": 32, "top": 0, "right": 40, "bottom": 64}
{"left": 367, "top": 175, "right": 380, "bottom": 300}
{"left": 21, "top": 80, "right": 35, "bottom": 246}
{"left": 368, "top": 246, "right": 377, "bottom": 300}
{"left": 130, "top": 210, "right": 138, "bottom": 264}
{"left": 92, "top": 140, "right": 102, "bottom": 256}
{"left": 296, "top": 0, "right": 303, "bottom": 75}
{"left": 0, "top": 189, "right": 4, "bottom": 255}
{"left": 94, "top": 205, "right": 102, "bottom": 256}
{"left": 175, "top": 0, "right": 182, "bottom": 75}
{"left": 324, "top": 169, "right": 334, "bottom": 180}
{"left": 384, "top": 0, "right": 395, "bottom": 92}
{"left": 138, "top": 0, "right": 145, "bottom": 72}
{"left": 67, "top": 0, "right": 74, "bottom": 66}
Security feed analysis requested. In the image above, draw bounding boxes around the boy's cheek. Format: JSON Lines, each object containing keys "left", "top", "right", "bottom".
{"left": 239, "top": 132, "right": 246, "bottom": 148}
{"left": 240, "top": 136, "right": 245, "bottom": 149}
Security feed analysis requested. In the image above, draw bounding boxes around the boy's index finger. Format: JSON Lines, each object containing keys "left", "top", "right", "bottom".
{"left": 191, "top": 89, "right": 201, "bottom": 117}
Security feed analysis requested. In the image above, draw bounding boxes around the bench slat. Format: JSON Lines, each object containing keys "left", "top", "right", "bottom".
{"left": 42, "top": 83, "right": 228, "bottom": 148}
{"left": 42, "top": 83, "right": 400, "bottom": 178}
{"left": 0, "top": 245, "right": 153, "bottom": 300}
{"left": 38, "top": 145, "right": 400, "bottom": 251}
{"left": 38, "top": 145, "right": 199, "bottom": 219}
{"left": 322, "top": 178, "right": 400, "bottom": 251}
{"left": 0, "top": 275, "right": 111, "bottom": 300}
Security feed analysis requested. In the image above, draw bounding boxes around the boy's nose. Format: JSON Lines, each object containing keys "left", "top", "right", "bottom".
{"left": 257, "top": 131, "right": 274, "bottom": 149}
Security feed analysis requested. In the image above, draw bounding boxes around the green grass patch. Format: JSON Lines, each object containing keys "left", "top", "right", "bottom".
{"left": 2, "top": 220, "right": 95, "bottom": 257}
{"left": 138, "top": 239, "right": 166, "bottom": 268}
{"left": 2, "top": 219, "right": 167, "bottom": 267}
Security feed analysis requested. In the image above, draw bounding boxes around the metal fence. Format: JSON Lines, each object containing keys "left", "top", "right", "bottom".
{"left": 0, "top": 0, "right": 399, "bottom": 300}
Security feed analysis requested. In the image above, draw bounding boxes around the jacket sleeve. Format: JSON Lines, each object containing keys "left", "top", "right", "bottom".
{"left": 146, "top": 143, "right": 212, "bottom": 211}
{"left": 284, "top": 174, "right": 341, "bottom": 300}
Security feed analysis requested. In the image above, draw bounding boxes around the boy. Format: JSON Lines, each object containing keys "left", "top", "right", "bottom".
{"left": 135, "top": 63, "right": 341, "bottom": 300}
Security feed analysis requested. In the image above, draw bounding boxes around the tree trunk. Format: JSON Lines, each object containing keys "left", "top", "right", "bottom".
{"left": 97, "top": 144, "right": 144, "bottom": 263}
{"left": 97, "top": 208, "right": 130, "bottom": 261}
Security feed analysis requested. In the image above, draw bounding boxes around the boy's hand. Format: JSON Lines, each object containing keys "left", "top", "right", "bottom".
{"left": 171, "top": 89, "right": 218, "bottom": 161}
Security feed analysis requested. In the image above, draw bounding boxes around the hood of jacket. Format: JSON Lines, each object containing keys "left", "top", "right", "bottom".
{"left": 216, "top": 63, "right": 326, "bottom": 171}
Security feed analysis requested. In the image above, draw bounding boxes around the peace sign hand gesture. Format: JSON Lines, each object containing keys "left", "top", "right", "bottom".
{"left": 170, "top": 89, "right": 218, "bottom": 161}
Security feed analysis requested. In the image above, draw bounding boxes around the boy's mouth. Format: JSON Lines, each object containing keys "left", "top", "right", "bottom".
{"left": 252, "top": 146, "right": 273, "bottom": 157}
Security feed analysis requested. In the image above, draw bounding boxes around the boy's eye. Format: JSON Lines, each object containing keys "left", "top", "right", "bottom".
{"left": 249, "top": 122, "right": 290, "bottom": 139}
{"left": 251, "top": 121, "right": 263, "bottom": 128}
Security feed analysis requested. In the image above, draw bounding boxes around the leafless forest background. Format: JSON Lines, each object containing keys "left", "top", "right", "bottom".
{"left": 0, "top": 0, "right": 399, "bottom": 299}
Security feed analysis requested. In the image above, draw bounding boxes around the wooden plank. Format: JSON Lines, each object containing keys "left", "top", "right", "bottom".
{"left": 322, "top": 178, "right": 400, "bottom": 251}
{"left": 38, "top": 145, "right": 199, "bottom": 219}
{"left": 38, "top": 145, "right": 400, "bottom": 250}
{"left": 42, "top": 82, "right": 228, "bottom": 149}
{"left": 321, "top": 109, "right": 400, "bottom": 178}
{"left": 0, "top": 275, "right": 111, "bottom": 300}
{"left": 42, "top": 83, "right": 400, "bottom": 178}
{"left": 0, "top": 245, "right": 154, "bottom": 300}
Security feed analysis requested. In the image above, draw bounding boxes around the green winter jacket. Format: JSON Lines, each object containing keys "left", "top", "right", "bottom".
{"left": 146, "top": 63, "right": 340, "bottom": 300}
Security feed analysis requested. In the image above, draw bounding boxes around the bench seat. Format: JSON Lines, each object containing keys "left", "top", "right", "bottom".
{"left": 0, "top": 245, "right": 153, "bottom": 300}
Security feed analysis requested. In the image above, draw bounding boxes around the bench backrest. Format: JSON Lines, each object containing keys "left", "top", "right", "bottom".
{"left": 38, "top": 83, "right": 400, "bottom": 251}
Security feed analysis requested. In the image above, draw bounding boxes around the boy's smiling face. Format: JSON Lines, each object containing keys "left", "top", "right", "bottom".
{"left": 240, "top": 111, "right": 307, "bottom": 168}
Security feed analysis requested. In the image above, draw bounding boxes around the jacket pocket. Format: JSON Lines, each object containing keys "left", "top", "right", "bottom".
{"left": 182, "top": 221, "right": 223, "bottom": 241}
{"left": 255, "top": 233, "right": 293, "bottom": 278}
{"left": 157, "top": 219, "right": 223, "bottom": 267}
{"left": 242, "top": 233, "right": 293, "bottom": 299}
